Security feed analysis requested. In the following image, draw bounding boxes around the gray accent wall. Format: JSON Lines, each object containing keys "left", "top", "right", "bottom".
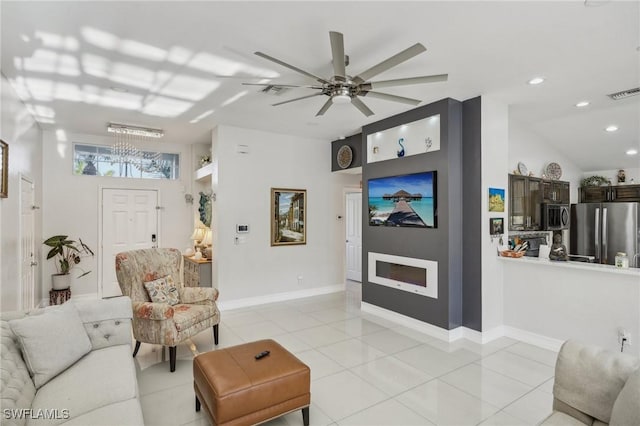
{"left": 361, "top": 98, "right": 465, "bottom": 329}
{"left": 331, "top": 133, "right": 362, "bottom": 172}
{"left": 462, "top": 97, "right": 482, "bottom": 331}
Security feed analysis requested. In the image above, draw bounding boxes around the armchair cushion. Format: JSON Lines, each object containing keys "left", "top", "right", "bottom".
{"left": 8, "top": 303, "right": 91, "bottom": 389}
{"left": 144, "top": 275, "right": 180, "bottom": 306}
{"left": 173, "top": 305, "right": 218, "bottom": 332}
{"left": 133, "top": 302, "right": 174, "bottom": 320}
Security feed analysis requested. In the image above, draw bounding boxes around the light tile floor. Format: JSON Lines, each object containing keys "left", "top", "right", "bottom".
{"left": 135, "top": 282, "right": 556, "bottom": 426}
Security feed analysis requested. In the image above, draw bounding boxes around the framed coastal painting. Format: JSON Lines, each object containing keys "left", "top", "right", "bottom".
{"left": 0, "top": 140, "right": 7, "bottom": 198}
{"left": 488, "top": 187, "right": 505, "bottom": 212}
{"left": 271, "top": 188, "right": 306, "bottom": 246}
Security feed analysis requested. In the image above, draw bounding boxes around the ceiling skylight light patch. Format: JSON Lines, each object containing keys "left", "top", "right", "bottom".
{"left": 54, "top": 82, "right": 84, "bottom": 102}
{"left": 22, "top": 77, "right": 55, "bottom": 101}
{"left": 575, "top": 101, "right": 590, "bottom": 107}
{"left": 188, "top": 52, "right": 279, "bottom": 78}
{"left": 142, "top": 95, "right": 192, "bottom": 117}
{"left": 528, "top": 77, "right": 545, "bottom": 85}
{"left": 56, "top": 129, "right": 67, "bottom": 142}
{"left": 82, "top": 54, "right": 155, "bottom": 90}
{"left": 605, "top": 125, "right": 618, "bottom": 132}
{"left": 626, "top": 149, "right": 638, "bottom": 156}
{"left": 35, "top": 31, "right": 79, "bottom": 51}
{"left": 23, "top": 50, "right": 80, "bottom": 76}
{"left": 167, "top": 46, "right": 194, "bottom": 65}
{"left": 20, "top": 34, "right": 30, "bottom": 43}
{"left": 98, "top": 90, "right": 142, "bottom": 110}
{"left": 220, "top": 90, "right": 249, "bottom": 107}
{"left": 189, "top": 109, "right": 215, "bottom": 124}
{"left": 120, "top": 39, "right": 167, "bottom": 62}
{"left": 151, "top": 72, "right": 220, "bottom": 101}
{"left": 81, "top": 27, "right": 118, "bottom": 51}
{"left": 26, "top": 104, "right": 55, "bottom": 119}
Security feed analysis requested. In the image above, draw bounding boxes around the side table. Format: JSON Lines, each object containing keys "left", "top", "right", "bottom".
{"left": 50, "top": 287, "right": 71, "bottom": 305}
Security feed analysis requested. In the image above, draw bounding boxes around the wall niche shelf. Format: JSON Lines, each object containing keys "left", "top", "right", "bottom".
{"left": 194, "top": 163, "right": 214, "bottom": 182}
{"left": 367, "top": 114, "right": 441, "bottom": 163}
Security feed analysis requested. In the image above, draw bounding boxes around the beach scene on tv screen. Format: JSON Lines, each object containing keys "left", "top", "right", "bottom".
{"left": 368, "top": 171, "right": 436, "bottom": 228}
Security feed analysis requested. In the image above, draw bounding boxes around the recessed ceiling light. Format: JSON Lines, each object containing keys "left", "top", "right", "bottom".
{"left": 605, "top": 125, "right": 618, "bottom": 132}
{"left": 110, "top": 86, "right": 128, "bottom": 93}
{"left": 575, "top": 101, "right": 590, "bottom": 107}
{"left": 528, "top": 77, "right": 545, "bottom": 85}
{"left": 626, "top": 149, "right": 638, "bottom": 156}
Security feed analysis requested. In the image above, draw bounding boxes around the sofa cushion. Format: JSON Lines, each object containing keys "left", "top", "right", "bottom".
{"left": 144, "top": 276, "right": 180, "bottom": 306}
{"left": 610, "top": 368, "right": 640, "bottom": 426}
{"left": 554, "top": 340, "right": 640, "bottom": 424}
{"left": 9, "top": 303, "right": 91, "bottom": 389}
{"left": 1, "top": 318, "right": 36, "bottom": 426}
{"left": 58, "top": 398, "right": 144, "bottom": 426}
{"left": 29, "top": 345, "right": 138, "bottom": 426}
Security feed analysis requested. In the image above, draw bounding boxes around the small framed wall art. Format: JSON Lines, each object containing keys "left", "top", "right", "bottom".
{"left": 0, "top": 140, "right": 7, "bottom": 198}
{"left": 490, "top": 217, "right": 504, "bottom": 235}
{"left": 488, "top": 187, "right": 505, "bottom": 212}
{"left": 271, "top": 188, "right": 306, "bottom": 246}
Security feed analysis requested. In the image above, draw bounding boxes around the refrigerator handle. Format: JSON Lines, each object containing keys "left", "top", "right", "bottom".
{"left": 595, "top": 208, "right": 600, "bottom": 261}
{"left": 602, "top": 207, "right": 608, "bottom": 264}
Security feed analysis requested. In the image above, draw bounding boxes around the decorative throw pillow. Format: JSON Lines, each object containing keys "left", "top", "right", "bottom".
{"left": 144, "top": 275, "right": 180, "bottom": 306}
{"left": 9, "top": 302, "right": 92, "bottom": 389}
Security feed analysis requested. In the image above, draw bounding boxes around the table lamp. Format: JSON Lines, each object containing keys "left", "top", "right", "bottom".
{"left": 201, "top": 228, "right": 213, "bottom": 259}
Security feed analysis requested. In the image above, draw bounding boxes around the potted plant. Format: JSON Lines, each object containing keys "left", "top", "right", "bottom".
{"left": 43, "top": 235, "right": 94, "bottom": 290}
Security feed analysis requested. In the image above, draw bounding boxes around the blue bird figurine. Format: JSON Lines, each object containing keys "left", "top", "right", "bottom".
{"left": 397, "top": 138, "right": 405, "bottom": 157}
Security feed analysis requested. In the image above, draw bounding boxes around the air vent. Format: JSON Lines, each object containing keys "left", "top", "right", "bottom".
{"left": 608, "top": 87, "right": 640, "bottom": 100}
{"left": 260, "top": 85, "right": 290, "bottom": 96}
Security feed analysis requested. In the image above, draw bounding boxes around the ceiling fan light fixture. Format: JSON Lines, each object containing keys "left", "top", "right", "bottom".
{"left": 332, "top": 94, "right": 351, "bottom": 104}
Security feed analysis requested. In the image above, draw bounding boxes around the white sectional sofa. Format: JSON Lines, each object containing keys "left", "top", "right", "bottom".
{"left": 1, "top": 297, "right": 144, "bottom": 426}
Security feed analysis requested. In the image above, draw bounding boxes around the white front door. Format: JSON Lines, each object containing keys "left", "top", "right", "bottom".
{"left": 346, "top": 192, "right": 362, "bottom": 282}
{"left": 101, "top": 188, "right": 158, "bottom": 298}
{"left": 20, "top": 176, "right": 37, "bottom": 310}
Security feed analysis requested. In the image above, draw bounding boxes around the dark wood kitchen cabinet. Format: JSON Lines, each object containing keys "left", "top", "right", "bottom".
{"left": 579, "top": 184, "right": 640, "bottom": 203}
{"left": 542, "top": 180, "right": 570, "bottom": 204}
{"left": 509, "top": 174, "right": 542, "bottom": 231}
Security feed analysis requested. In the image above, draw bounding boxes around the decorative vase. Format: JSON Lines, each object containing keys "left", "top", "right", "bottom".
{"left": 52, "top": 273, "right": 71, "bottom": 290}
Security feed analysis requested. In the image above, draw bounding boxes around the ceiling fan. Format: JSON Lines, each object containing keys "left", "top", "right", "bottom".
{"left": 246, "top": 31, "right": 448, "bottom": 117}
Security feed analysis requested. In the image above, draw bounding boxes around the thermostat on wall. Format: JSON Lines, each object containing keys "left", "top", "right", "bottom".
{"left": 236, "top": 224, "right": 249, "bottom": 233}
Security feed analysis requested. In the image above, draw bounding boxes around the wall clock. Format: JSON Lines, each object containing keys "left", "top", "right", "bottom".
{"left": 337, "top": 145, "right": 353, "bottom": 169}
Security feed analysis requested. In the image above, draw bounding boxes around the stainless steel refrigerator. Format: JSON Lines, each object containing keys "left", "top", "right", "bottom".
{"left": 570, "top": 202, "right": 639, "bottom": 266}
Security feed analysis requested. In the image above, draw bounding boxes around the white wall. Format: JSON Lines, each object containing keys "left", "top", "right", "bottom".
{"left": 480, "top": 96, "right": 509, "bottom": 333}
{"left": 509, "top": 119, "right": 583, "bottom": 203}
{"left": 211, "top": 125, "right": 360, "bottom": 304}
{"left": 0, "top": 74, "right": 43, "bottom": 311}
{"left": 503, "top": 259, "right": 640, "bottom": 356}
{"left": 41, "top": 130, "right": 194, "bottom": 298}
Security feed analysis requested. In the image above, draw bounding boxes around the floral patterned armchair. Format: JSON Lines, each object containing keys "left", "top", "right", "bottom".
{"left": 115, "top": 248, "right": 220, "bottom": 372}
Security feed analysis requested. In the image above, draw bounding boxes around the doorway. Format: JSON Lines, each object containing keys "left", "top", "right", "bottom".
{"left": 20, "top": 175, "right": 37, "bottom": 310}
{"left": 101, "top": 188, "right": 159, "bottom": 298}
{"left": 345, "top": 191, "right": 362, "bottom": 282}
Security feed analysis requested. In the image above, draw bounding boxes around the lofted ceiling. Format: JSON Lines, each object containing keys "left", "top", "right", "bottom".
{"left": 1, "top": 1, "right": 638, "bottom": 171}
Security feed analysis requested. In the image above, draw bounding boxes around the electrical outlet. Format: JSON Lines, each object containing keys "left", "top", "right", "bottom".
{"left": 618, "top": 329, "right": 631, "bottom": 345}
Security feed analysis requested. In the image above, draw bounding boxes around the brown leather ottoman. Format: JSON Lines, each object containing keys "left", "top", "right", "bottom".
{"left": 194, "top": 339, "right": 310, "bottom": 426}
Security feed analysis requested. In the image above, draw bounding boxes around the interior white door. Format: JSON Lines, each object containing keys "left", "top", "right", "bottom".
{"left": 346, "top": 192, "right": 362, "bottom": 282}
{"left": 20, "top": 176, "right": 37, "bottom": 310}
{"left": 102, "top": 189, "right": 158, "bottom": 298}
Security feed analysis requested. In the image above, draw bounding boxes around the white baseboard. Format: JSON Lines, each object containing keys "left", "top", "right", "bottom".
{"left": 463, "top": 325, "right": 506, "bottom": 344}
{"left": 503, "top": 326, "right": 564, "bottom": 352}
{"left": 361, "top": 302, "right": 462, "bottom": 342}
{"left": 218, "top": 284, "right": 346, "bottom": 311}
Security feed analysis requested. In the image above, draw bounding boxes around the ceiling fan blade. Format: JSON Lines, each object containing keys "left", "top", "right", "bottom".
{"left": 367, "top": 74, "right": 448, "bottom": 89}
{"left": 353, "top": 43, "right": 426, "bottom": 84}
{"left": 255, "top": 52, "right": 330, "bottom": 85}
{"left": 362, "top": 91, "right": 422, "bottom": 106}
{"left": 329, "top": 31, "right": 346, "bottom": 81}
{"left": 272, "top": 92, "right": 324, "bottom": 106}
{"left": 316, "top": 98, "right": 333, "bottom": 116}
{"left": 351, "top": 97, "right": 374, "bottom": 117}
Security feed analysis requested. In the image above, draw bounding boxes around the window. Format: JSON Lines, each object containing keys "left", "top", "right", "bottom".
{"left": 73, "top": 143, "right": 179, "bottom": 180}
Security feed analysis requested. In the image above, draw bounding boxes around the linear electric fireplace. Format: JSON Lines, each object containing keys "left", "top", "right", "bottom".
{"left": 368, "top": 252, "right": 438, "bottom": 299}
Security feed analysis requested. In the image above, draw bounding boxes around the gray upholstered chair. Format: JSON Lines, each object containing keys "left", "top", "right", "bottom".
{"left": 115, "top": 248, "right": 220, "bottom": 372}
{"left": 540, "top": 340, "right": 639, "bottom": 425}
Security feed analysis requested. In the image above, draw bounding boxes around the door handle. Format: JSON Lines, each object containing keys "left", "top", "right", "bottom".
{"left": 30, "top": 261, "right": 38, "bottom": 267}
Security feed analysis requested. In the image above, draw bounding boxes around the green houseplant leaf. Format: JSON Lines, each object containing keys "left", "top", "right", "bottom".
{"left": 43, "top": 235, "right": 94, "bottom": 278}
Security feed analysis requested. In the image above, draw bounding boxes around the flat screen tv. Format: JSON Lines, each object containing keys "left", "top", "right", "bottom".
{"left": 368, "top": 171, "right": 437, "bottom": 228}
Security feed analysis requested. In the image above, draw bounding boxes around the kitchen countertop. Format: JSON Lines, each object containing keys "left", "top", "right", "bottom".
{"left": 498, "top": 255, "right": 640, "bottom": 276}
